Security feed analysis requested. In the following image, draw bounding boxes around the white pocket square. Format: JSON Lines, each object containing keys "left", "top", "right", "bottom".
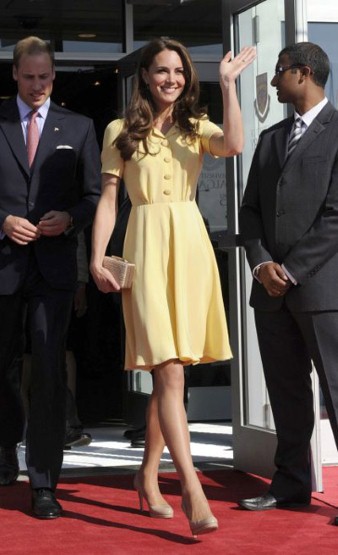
{"left": 56, "top": 145, "right": 73, "bottom": 149}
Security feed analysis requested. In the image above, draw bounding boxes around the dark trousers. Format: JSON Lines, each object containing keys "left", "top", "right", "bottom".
{"left": 0, "top": 256, "right": 73, "bottom": 489}
{"left": 255, "top": 306, "right": 338, "bottom": 498}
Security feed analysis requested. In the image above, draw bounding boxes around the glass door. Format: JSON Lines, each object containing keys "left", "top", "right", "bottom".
{"left": 189, "top": 65, "right": 233, "bottom": 421}
{"left": 225, "top": 0, "right": 323, "bottom": 489}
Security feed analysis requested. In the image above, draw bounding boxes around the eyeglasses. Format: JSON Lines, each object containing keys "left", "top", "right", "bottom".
{"left": 274, "top": 64, "right": 306, "bottom": 77}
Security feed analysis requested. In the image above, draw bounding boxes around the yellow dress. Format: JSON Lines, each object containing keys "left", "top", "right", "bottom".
{"left": 101, "top": 118, "right": 232, "bottom": 370}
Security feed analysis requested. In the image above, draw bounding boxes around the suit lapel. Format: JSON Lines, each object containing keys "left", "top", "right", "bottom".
{"left": 283, "top": 101, "right": 335, "bottom": 167}
{"left": 0, "top": 100, "right": 70, "bottom": 178}
{"left": 284, "top": 120, "right": 325, "bottom": 167}
{"left": 27, "top": 103, "right": 68, "bottom": 203}
{"left": 272, "top": 118, "right": 292, "bottom": 168}
{"left": 31, "top": 102, "right": 67, "bottom": 171}
{"left": 0, "top": 99, "right": 30, "bottom": 176}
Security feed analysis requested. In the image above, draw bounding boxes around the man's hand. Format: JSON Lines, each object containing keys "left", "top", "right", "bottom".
{"left": 258, "top": 262, "right": 291, "bottom": 297}
{"left": 2, "top": 215, "right": 40, "bottom": 245}
{"left": 37, "top": 211, "right": 72, "bottom": 236}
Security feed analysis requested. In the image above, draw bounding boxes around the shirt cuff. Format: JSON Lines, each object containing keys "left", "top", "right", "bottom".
{"left": 281, "top": 264, "right": 297, "bottom": 285}
{"left": 253, "top": 262, "right": 272, "bottom": 283}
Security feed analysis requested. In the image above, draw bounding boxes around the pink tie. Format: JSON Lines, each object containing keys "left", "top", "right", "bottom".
{"left": 27, "top": 110, "right": 40, "bottom": 167}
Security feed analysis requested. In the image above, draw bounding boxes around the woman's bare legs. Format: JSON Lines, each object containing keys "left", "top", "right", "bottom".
{"left": 136, "top": 389, "right": 168, "bottom": 507}
{"left": 139, "top": 359, "right": 214, "bottom": 523}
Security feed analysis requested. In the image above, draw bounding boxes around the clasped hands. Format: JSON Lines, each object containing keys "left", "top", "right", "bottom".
{"left": 3, "top": 211, "right": 72, "bottom": 245}
{"left": 258, "top": 262, "right": 291, "bottom": 297}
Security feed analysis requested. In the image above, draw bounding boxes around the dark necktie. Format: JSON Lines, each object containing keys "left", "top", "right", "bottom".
{"left": 287, "top": 116, "right": 304, "bottom": 157}
{"left": 27, "top": 110, "right": 40, "bottom": 167}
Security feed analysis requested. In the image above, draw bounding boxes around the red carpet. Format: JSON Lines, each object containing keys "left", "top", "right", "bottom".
{"left": 1, "top": 468, "right": 338, "bottom": 554}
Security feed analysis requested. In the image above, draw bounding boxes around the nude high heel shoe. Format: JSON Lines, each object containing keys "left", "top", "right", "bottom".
{"left": 133, "top": 474, "right": 174, "bottom": 519}
{"left": 181, "top": 500, "right": 218, "bottom": 537}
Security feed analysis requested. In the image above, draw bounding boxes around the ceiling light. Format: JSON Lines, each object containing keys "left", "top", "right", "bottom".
{"left": 78, "top": 33, "right": 97, "bottom": 39}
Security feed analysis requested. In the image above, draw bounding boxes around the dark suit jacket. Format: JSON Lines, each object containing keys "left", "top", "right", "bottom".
{"left": 239, "top": 101, "right": 338, "bottom": 312}
{"left": 0, "top": 98, "right": 101, "bottom": 294}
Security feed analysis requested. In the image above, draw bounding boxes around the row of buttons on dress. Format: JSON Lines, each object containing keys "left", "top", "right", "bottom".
{"left": 162, "top": 138, "right": 172, "bottom": 196}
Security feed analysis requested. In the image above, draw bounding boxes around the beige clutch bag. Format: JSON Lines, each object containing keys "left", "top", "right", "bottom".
{"left": 102, "top": 255, "right": 135, "bottom": 289}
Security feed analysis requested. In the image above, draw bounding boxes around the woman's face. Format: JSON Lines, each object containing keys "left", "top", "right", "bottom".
{"left": 141, "top": 48, "right": 186, "bottom": 112}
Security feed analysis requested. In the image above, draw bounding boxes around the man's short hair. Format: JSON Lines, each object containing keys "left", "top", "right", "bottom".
{"left": 13, "top": 36, "right": 54, "bottom": 68}
{"left": 279, "top": 42, "right": 330, "bottom": 88}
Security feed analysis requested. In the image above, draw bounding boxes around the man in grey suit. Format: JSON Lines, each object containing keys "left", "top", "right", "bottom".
{"left": 0, "top": 36, "right": 101, "bottom": 518}
{"left": 238, "top": 42, "right": 338, "bottom": 516}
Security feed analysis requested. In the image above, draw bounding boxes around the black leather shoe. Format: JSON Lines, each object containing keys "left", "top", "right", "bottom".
{"left": 130, "top": 428, "right": 146, "bottom": 447}
{"left": 64, "top": 428, "right": 92, "bottom": 449}
{"left": 124, "top": 425, "right": 146, "bottom": 447}
{"left": 0, "top": 446, "right": 19, "bottom": 486}
{"left": 238, "top": 492, "right": 311, "bottom": 511}
{"left": 32, "top": 488, "right": 62, "bottom": 519}
{"left": 124, "top": 425, "right": 146, "bottom": 440}
{"left": 130, "top": 437, "right": 146, "bottom": 447}
{"left": 124, "top": 428, "right": 135, "bottom": 440}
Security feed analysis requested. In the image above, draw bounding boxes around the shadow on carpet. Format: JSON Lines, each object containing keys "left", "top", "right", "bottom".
{"left": 0, "top": 468, "right": 338, "bottom": 554}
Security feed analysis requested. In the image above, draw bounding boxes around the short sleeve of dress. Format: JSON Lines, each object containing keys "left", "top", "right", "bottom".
{"left": 101, "top": 118, "right": 125, "bottom": 176}
{"left": 198, "top": 117, "right": 222, "bottom": 156}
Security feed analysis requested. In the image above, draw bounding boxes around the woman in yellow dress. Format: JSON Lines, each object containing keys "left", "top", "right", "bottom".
{"left": 90, "top": 37, "right": 255, "bottom": 537}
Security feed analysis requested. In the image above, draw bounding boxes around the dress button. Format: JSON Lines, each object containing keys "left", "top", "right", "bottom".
{"left": 163, "top": 190, "right": 171, "bottom": 195}
{"left": 164, "top": 157, "right": 171, "bottom": 163}
{"left": 162, "top": 139, "right": 169, "bottom": 147}
{"left": 164, "top": 174, "right": 171, "bottom": 180}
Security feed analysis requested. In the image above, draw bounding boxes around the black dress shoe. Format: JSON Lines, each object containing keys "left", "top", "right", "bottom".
{"left": 64, "top": 428, "right": 92, "bottom": 449}
{"left": 124, "top": 428, "right": 135, "bottom": 440}
{"left": 238, "top": 492, "right": 311, "bottom": 511}
{"left": 0, "top": 446, "right": 19, "bottom": 486}
{"left": 130, "top": 428, "right": 146, "bottom": 447}
{"left": 32, "top": 488, "right": 62, "bottom": 519}
{"left": 124, "top": 425, "right": 146, "bottom": 440}
{"left": 238, "top": 493, "right": 277, "bottom": 511}
{"left": 130, "top": 437, "right": 146, "bottom": 447}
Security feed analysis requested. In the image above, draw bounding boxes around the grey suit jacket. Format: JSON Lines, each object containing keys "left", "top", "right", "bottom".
{"left": 0, "top": 98, "right": 101, "bottom": 294}
{"left": 239, "top": 101, "right": 338, "bottom": 312}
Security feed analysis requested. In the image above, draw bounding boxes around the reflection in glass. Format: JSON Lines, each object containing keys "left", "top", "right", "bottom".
{"left": 133, "top": 0, "right": 222, "bottom": 54}
{"left": 238, "top": 0, "right": 285, "bottom": 431}
{"left": 0, "top": 0, "right": 123, "bottom": 54}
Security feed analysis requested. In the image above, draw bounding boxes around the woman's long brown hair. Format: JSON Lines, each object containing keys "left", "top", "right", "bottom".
{"left": 115, "top": 37, "right": 206, "bottom": 160}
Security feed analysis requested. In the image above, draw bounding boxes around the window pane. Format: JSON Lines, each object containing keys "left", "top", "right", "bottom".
{"left": 0, "top": 0, "right": 123, "bottom": 54}
{"left": 133, "top": 0, "right": 222, "bottom": 55}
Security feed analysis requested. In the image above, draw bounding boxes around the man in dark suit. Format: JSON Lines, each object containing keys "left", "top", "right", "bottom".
{"left": 0, "top": 36, "right": 101, "bottom": 518}
{"left": 238, "top": 42, "right": 338, "bottom": 516}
